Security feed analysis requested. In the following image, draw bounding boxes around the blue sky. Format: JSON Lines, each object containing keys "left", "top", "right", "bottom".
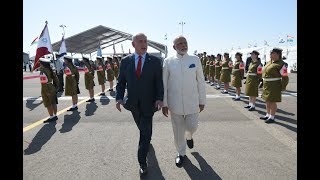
{"left": 23, "top": 0, "right": 296, "bottom": 57}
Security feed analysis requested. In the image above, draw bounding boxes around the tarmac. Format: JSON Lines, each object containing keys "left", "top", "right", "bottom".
{"left": 23, "top": 70, "right": 297, "bottom": 180}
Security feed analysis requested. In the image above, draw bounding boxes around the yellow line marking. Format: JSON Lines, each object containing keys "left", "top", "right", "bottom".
{"left": 23, "top": 92, "right": 102, "bottom": 133}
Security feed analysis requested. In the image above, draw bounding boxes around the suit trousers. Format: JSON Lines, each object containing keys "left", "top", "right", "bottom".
{"left": 170, "top": 112, "right": 199, "bottom": 156}
{"left": 131, "top": 102, "right": 153, "bottom": 167}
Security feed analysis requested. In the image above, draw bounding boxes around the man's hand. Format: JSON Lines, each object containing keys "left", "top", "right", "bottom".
{"left": 199, "top": 104, "right": 205, "bottom": 112}
{"left": 154, "top": 100, "right": 163, "bottom": 111}
{"left": 116, "top": 100, "right": 123, "bottom": 112}
{"left": 162, "top": 107, "right": 169, "bottom": 117}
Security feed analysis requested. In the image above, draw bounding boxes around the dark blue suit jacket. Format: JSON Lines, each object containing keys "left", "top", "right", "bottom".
{"left": 116, "top": 53, "right": 164, "bottom": 115}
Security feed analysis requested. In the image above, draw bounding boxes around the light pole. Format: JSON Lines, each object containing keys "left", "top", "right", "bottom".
{"left": 164, "top": 33, "right": 168, "bottom": 58}
{"left": 179, "top": 21, "right": 185, "bottom": 35}
{"left": 59, "top": 24, "right": 66, "bottom": 36}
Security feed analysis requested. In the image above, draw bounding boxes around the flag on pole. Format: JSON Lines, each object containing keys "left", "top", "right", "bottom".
{"left": 97, "top": 41, "right": 102, "bottom": 57}
{"left": 30, "top": 37, "right": 38, "bottom": 46}
{"left": 113, "top": 41, "right": 116, "bottom": 55}
{"left": 32, "top": 22, "right": 53, "bottom": 71}
{"left": 58, "top": 36, "right": 67, "bottom": 56}
{"left": 287, "top": 35, "right": 294, "bottom": 42}
{"left": 121, "top": 44, "right": 124, "bottom": 54}
{"left": 279, "top": 38, "right": 285, "bottom": 43}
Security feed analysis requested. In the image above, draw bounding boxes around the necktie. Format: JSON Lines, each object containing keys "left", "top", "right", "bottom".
{"left": 136, "top": 55, "right": 142, "bottom": 79}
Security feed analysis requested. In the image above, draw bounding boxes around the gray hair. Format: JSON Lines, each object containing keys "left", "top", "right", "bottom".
{"left": 173, "top": 35, "right": 187, "bottom": 45}
{"left": 132, "top": 33, "right": 147, "bottom": 42}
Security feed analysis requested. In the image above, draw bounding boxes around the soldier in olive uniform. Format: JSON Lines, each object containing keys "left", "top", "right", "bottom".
{"left": 209, "top": 55, "right": 216, "bottom": 86}
{"left": 113, "top": 56, "right": 120, "bottom": 80}
{"left": 82, "top": 57, "right": 95, "bottom": 102}
{"left": 260, "top": 48, "right": 289, "bottom": 123}
{"left": 39, "top": 58, "right": 59, "bottom": 123}
{"left": 220, "top": 53, "right": 233, "bottom": 93}
{"left": 96, "top": 56, "right": 106, "bottom": 96}
{"left": 231, "top": 52, "right": 244, "bottom": 100}
{"left": 201, "top": 52, "right": 208, "bottom": 81}
{"left": 205, "top": 55, "right": 211, "bottom": 83}
{"left": 64, "top": 56, "right": 80, "bottom": 111}
{"left": 106, "top": 57, "right": 115, "bottom": 91}
{"left": 244, "top": 50, "right": 263, "bottom": 111}
{"left": 214, "top": 54, "right": 222, "bottom": 89}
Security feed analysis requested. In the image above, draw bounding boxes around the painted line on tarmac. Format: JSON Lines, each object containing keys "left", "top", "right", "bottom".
{"left": 23, "top": 92, "right": 102, "bottom": 133}
{"left": 23, "top": 93, "right": 296, "bottom": 101}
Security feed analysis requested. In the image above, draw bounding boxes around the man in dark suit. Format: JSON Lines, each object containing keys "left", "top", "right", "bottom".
{"left": 116, "top": 33, "right": 164, "bottom": 176}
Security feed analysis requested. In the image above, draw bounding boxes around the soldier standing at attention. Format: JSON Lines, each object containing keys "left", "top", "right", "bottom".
{"left": 220, "top": 53, "right": 233, "bottom": 94}
{"left": 106, "top": 57, "right": 115, "bottom": 91}
{"left": 201, "top": 52, "right": 208, "bottom": 81}
{"left": 231, "top": 52, "right": 244, "bottom": 100}
{"left": 214, "top": 54, "right": 222, "bottom": 89}
{"left": 260, "top": 48, "right": 289, "bottom": 123}
{"left": 209, "top": 55, "right": 216, "bottom": 86}
{"left": 64, "top": 56, "right": 80, "bottom": 111}
{"left": 39, "top": 57, "right": 59, "bottom": 123}
{"left": 96, "top": 56, "right": 106, "bottom": 96}
{"left": 82, "top": 57, "right": 95, "bottom": 102}
{"left": 113, "top": 56, "right": 120, "bottom": 80}
{"left": 244, "top": 50, "right": 263, "bottom": 111}
{"left": 205, "top": 55, "right": 211, "bottom": 83}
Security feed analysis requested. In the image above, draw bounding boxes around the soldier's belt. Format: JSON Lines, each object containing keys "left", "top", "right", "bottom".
{"left": 263, "top": 77, "right": 281, "bottom": 81}
{"left": 46, "top": 81, "right": 53, "bottom": 84}
{"left": 215, "top": 66, "right": 220, "bottom": 67}
{"left": 222, "top": 67, "right": 229, "bottom": 69}
{"left": 232, "top": 69, "right": 240, "bottom": 71}
{"left": 210, "top": 65, "right": 214, "bottom": 67}
{"left": 71, "top": 75, "right": 75, "bottom": 77}
{"left": 247, "top": 73, "right": 257, "bottom": 76}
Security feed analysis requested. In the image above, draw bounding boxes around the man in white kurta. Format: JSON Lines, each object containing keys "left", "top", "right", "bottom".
{"left": 162, "top": 36, "right": 206, "bottom": 167}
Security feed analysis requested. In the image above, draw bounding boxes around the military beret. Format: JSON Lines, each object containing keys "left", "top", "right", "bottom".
{"left": 235, "top": 52, "right": 242, "bottom": 56}
{"left": 39, "top": 57, "right": 51, "bottom": 63}
{"left": 250, "top": 50, "right": 260, "bottom": 55}
{"left": 224, "top": 52, "right": 229, "bottom": 56}
{"left": 63, "top": 55, "right": 73, "bottom": 61}
{"left": 271, "top": 48, "right": 283, "bottom": 54}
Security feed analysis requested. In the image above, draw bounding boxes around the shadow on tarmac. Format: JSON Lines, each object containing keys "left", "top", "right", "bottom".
{"left": 24, "top": 121, "right": 57, "bottom": 155}
{"left": 85, "top": 101, "right": 98, "bottom": 116}
{"left": 140, "top": 144, "right": 165, "bottom": 180}
{"left": 182, "top": 152, "right": 222, "bottom": 180}
{"left": 100, "top": 95, "right": 110, "bottom": 105}
{"left": 59, "top": 111, "right": 81, "bottom": 133}
{"left": 25, "top": 97, "right": 43, "bottom": 111}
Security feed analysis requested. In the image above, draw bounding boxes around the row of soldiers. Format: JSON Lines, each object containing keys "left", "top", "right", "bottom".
{"left": 198, "top": 48, "right": 289, "bottom": 123}
{"left": 39, "top": 55, "right": 121, "bottom": 123}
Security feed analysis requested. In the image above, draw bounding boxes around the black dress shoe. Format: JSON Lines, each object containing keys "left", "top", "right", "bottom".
{"left": 265, "top": 118, "right": 275, "bottom": 124}
{"left": 86, "top": 98, "right": 95, "bottom": 102}
{"left": 99, "top": 92, "right": 105, "bottom": 96}
{"left": 108, "top": 89, "right": 113, "bottom": 92}
{"left": 248, "top": 107, "right": 255, "bottom": 111}
{"left": 67, "top": 106, "right": 78, "bottom": 111}
{"left": 139, "top": 165, "right": 148, "bottom": 176}
{"left": 187, "top": 139, "right": 194, "bottom": 149}
{"left": 260, "top": 116, "right": 268, "bottom": 120}
{"left": 233, "top": 97, "right": 240, "bottom": 101}
{"left": 244, "top": 105, "right": 251, "bottom": 108}
{"left": 175, "top": 155, "right": 185, "bottom": 168}
{"left": 43, "top": 116, "right": 58, "bottom": 123}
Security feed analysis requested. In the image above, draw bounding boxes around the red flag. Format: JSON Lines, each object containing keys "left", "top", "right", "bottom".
{"left": 32, "top": 23, "right": 53, "bottom": 71}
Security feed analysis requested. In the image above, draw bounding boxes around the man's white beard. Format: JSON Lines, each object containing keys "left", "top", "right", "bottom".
{"left": 178, "top": 49, "right": 188, "bottom": 55}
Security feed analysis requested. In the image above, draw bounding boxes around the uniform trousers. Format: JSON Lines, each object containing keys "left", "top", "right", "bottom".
{"left": 170, "top": 112, "right": 199, "bottom": 156}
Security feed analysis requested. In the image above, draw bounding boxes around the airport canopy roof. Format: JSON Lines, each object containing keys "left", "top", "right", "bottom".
{"left": 52, "top": 25, "right": 167, "bottom": 55}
